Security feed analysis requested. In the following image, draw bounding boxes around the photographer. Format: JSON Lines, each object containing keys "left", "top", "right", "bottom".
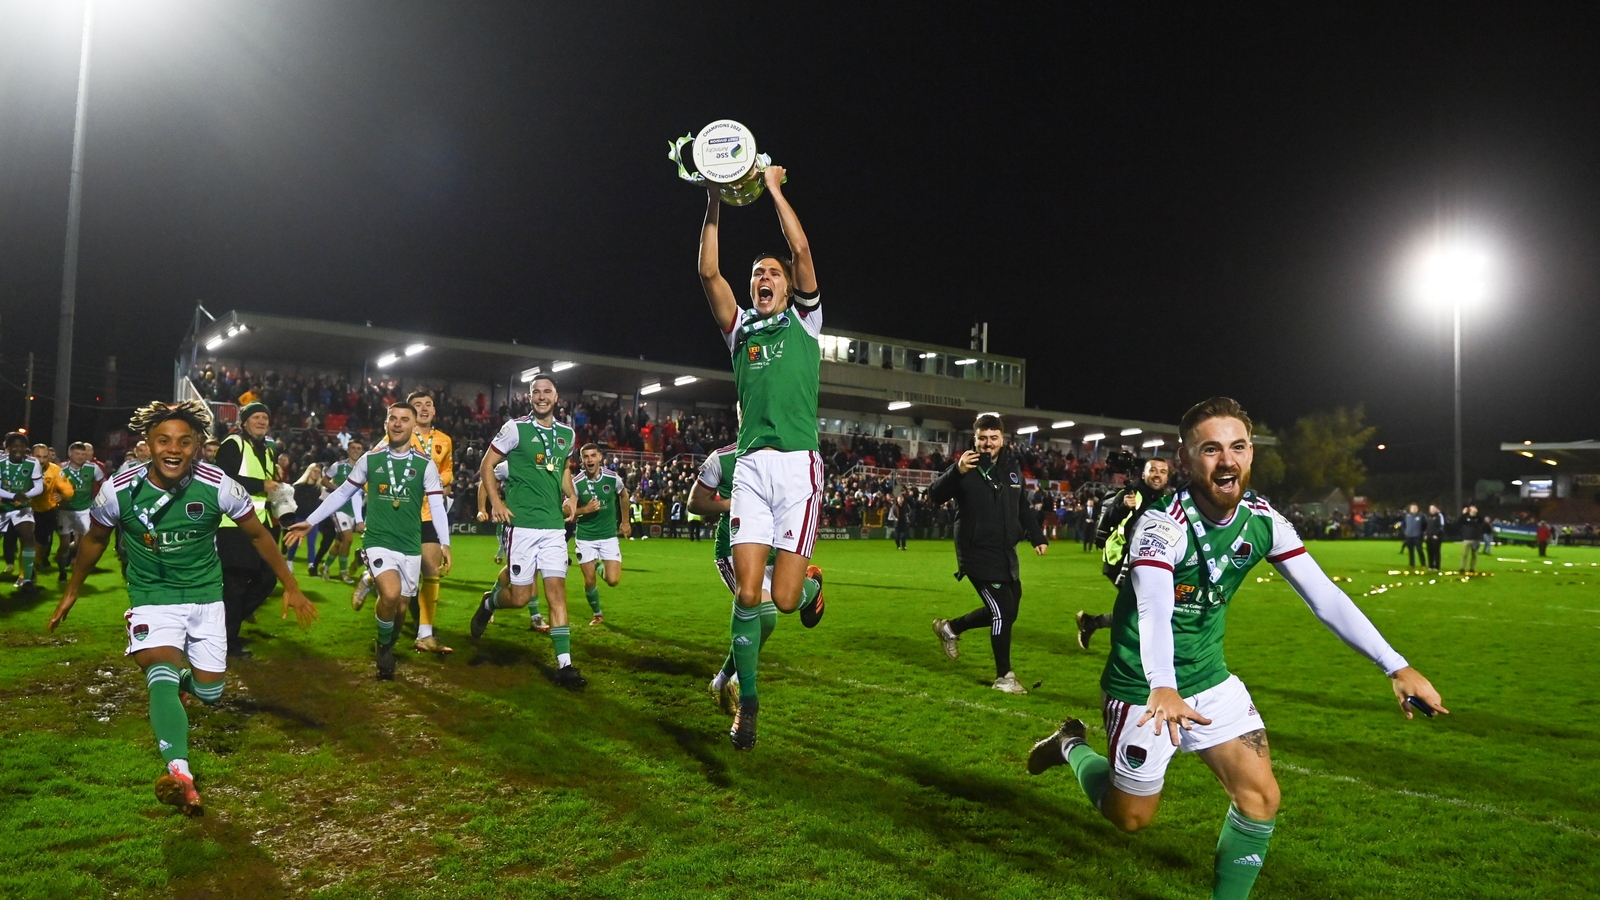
{"left": 928, "top": 414, "right": 1048, "bottom": 694}
{"left": 1076, "top": 455, "right": 1171, "bottom": 649}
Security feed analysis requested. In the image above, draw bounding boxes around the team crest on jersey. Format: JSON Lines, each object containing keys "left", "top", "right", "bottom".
{"left": 536, "top": 453, "right": 546, "bottom": 465}
{"left": 1174, "top": 583, "right": 1197, "bottom": 604}
{"left": 1232, "top": 541, "right": 1253, "bottom": 568}
{"left": 404, "top": 467, "right": 417, "bottom": 480}
{"left": 557, "top": 437, "right": 567, "bottom": 448}
{"left": 185, "top": 501, "right": 204, "bottom": 521}
{"left": 132, "top": 623, "right": 149, "bottom": 642}
{"left": 602, "top": 484, "right": 612, "bottom": 493}
{"left": 1009, "top": 472, "right": 1020, "bottom": 485}
{"left": 1125, "top": 745, "right": 1147, "bottom": 770}
{"left": 730, "top": 517, "right": 740, "bottom": 534}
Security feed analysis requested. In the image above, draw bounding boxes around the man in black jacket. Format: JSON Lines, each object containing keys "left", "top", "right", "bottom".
{"left": 1076, "top": 457, "right": 1170, "bottom": 650}
{"left": 1424, "top": 503, "right": 1446, "bottom": 571}
{"left": 929, "top": 414, "right": 1048, "bottom": 694}
{"left": 1458, "top": 504, "right": 1486, "bottom": 573}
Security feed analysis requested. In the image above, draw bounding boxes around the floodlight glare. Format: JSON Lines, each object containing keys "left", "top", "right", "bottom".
{"left": 405, "top": 343, "right": 428, "bottom": 356}
{"left": 1016, "top": 425, "right": 1039, "bottom": 435}
{"left": 1083, "top": 432, "right": 1106, "bottom": 442}
{"left": 551, "top": 360, "right": 576, "bottom": 372}
{"left": 1051, "top": 421, "right": 1075, "bottom": 429}
{"left": 887, "top": 401, "right": 912, "bottom": 411}
{"left": 1415, "top": 240, "right": 1492, "bottom": 308}
{"left": 519, "top": 366, "right": 541, "bottom": 383}
{"left": 1542, "top": 458, "right": 1558, "bottom": 466}
{"left": 1511, "top": 479, "right": 1523, "bottom": 486}
{"left": 204, "top": 335, "right": 225, "bottom": 351}
{"left": 1142, "top": 438, "right": 1165, "bottom": 448}
{"left": 919, "top": 352, "right": 935, "bottom": 359}
{"left": 1518, "top": 451, "right": 1534, "bottom": 458}
{"left": 1120, "top": 427, "right": 1142, "bottom": 436}
{"left": 674, "top": 375, "right": 698, "bottom": 386}
{"left": 640, "top": 382, "right": 662, "bottom": 395}
{"left": 226, "top": 326, "right": 239, "bottom": 337}
{"left": 376, "top": 353, "right": 399, "bottom": 367}
{"left": 954, "top": 358, "right": 977, "bottom": 365}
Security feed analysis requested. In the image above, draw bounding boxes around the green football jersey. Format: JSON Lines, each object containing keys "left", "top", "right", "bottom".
{"left": 0, "top": 457, "right": 43, "bottom": 512}
{"left": 574, "top": 469, "right": 625, "bottom": 541}
{"left": 1101, "top": 491, "right": 1303, "bottom": 704}
{"left": 724, "top": 295, "right": 822, "bottom": 455}
{"left": 61, "top": 462, "right": 102, "bottom": 512}
{"left": 352, "top": 447, "right": 441, "bottom": 556}
{"left": 492, "top": 417, "right": 574, "bottom": 530}
{"left": 330, "top": 459, "right": 358, "bottom": 516}
{"left": 91, "top": 462, "right": 256, "bottom": 606}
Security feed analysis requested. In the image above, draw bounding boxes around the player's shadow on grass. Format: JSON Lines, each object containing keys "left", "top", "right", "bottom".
{"left": 160, "top": 810, "right": 289, "bottom": 900}
{"left": 0, "top": 586, "right": 64, "bottom": 620}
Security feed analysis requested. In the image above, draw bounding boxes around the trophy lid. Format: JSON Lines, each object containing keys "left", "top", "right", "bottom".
{"left": 691, "top": 120, "right": 759, "bottom": 184}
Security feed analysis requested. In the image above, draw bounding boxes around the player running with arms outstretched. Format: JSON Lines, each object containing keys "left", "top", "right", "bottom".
{"left": 471, "top": 375, "right": 585, "bottom": 689}
{"left": 699, "top": 165, "right": 827, "bottom": 750}
{"left": 571, "top": 444, "right": 630, "bottom": 626}
{"left": 287, "top": 404, "right": 450, "bottom": 680}
{"left": 48, "top": 401, "right": 317, "bottom": 816}
{"left": 689, "top": 440, "right": 823, "bottom": 715}
{"left": 1027, "top": 397, "right": 1447, "bottom": 900}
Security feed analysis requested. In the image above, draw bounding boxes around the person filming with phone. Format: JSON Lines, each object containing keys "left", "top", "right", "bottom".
{"left": 928, "top": 414, "right": 1049, "bottom": 695}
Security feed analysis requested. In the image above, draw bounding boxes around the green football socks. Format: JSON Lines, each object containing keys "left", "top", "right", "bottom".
{"left": 145, "top": 663, "right": 188, "bottom": 764}
{"left": 720, "top": 600, "right": 778, "bottom": 678}
{"left": 731, "top": 603, "right": 763, "bottom": 700}
{"left": 21, "top": 548, "right": 35, "bottom": 580}
{"left": 801, "top": 574, "right": 820, "bottom": 609}
{"left": 1067, "top": 742, "right": 1111, "bottom": 810}
{"left": 550, "top": 625, "right": 572, "bottom": 667}
{"left": 1212, "top": 805, "right": 1274, "bottom": 899}
{"left": 178, "top": 668, "right": 225, "bottom": 705}
{"left": 376, "top": 614, "right": 396, "bottom": 647}
{"left": 585, "top": 586, "right": 602, "bottom": 616}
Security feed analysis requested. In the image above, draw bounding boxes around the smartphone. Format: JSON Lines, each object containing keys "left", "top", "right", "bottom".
{"left": 1406, "top": 696, "right": 1437, "bottom": 718}
{"left": 978, "top": 452, "right": 993, "bottom": 466}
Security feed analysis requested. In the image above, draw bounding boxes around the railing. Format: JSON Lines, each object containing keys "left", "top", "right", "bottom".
{"left": 839, "top": 464, "right": 941, "bottom": 487}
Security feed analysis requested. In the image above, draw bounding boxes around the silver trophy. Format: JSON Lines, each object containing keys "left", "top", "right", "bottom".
{"left": 667, "top": 119, "right": 782, "bottom": 206}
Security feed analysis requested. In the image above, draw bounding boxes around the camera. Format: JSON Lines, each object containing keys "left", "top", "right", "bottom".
{"left": 1105, "top": 449, "right": 1139, "bottom": 478}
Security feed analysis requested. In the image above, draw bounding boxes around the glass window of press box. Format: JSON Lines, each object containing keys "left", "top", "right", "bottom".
{"left": 819, "top": 418, "right": 952, "bottom": 445}
{"left": 818, "top": 334, "right": 1018, "bottom": 386}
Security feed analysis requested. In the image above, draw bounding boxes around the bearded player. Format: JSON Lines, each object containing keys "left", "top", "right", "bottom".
{"left": 471, "top": 375, "right": 585, "bottom": 689}
{"left": 48, "top": 401, "right": 317, "bottom": 816}
{"left": 698, "top": 165, "right": 827, "bottom": 750}
{"left": 1026, "top": 397, "right": 1447, "bottom": 900}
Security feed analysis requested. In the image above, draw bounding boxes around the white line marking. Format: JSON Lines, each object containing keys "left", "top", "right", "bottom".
{"left": 1276, "top": 763, "right": 1599, "bottom": 840}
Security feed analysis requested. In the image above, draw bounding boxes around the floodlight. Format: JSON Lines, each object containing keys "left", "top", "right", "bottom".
{"left": 887, "top": 401, "right": 912, "bottom": 411}
{"left": 1120, "top": 427, "right": 1142, "bottom": 436}
{"left": 376, "top": 353, "right": 399, "bottom": 368}
{"left": 1518, "top": 451, "right": 1534, "bottom": 458}
{"left": 954, "top": 358, "right": 977, "bottom": 366}
{"left": 1377, "top": 444, "right": 1386, "bottom": 450}
{"left": 640, "top": 382, "right": 662, "bottom": 395}
{"left": 1542, "top": 459, "right": 1558, "bottom": 466}
{"left": 551, "top": 360, "right": 576, "bottom": 372}
{"left": 1016, "top": 425, "right": 1039, "bottom": 435}
{"left": 1142, "top": 439, "right": 1165, "bottom": 448}
{"left": 519, "top": 366, "right": 541, "bottom": 383}
{"left": 405, "top": 343, "right": 428, "bottom": 356}
{"left": 1083, "top": 432, "right": 1106, "bottom": 442}
{"left": 674, "top": 375, "right": 698, "bottom": 386}
{"left": 204, "top": 335, "right": 225, "bottom": 351}
{"left": 1511, "top": 479, "right": 1523, "bottom": 485}
{"left": 919, "top": 352, "right": 935, "bottom": 359}
{"left": 1414, "top": 240, "right": 1492, "bottom": 308}
{"left": 1051, "top": 421, "right": 1074, "bottom": 429}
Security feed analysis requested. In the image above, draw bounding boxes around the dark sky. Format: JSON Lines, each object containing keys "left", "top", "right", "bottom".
{"left": 2, "top": 3, "right": 1597, "bottom": 474}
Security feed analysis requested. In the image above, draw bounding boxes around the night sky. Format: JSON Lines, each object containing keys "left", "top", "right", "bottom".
{"left": 3, "top": 3, "right": 1598, "bottom": 478}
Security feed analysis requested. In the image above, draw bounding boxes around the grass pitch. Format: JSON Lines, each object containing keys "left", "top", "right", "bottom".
{"left": 2, "top": 535, "right": 1596, "bottom": 899}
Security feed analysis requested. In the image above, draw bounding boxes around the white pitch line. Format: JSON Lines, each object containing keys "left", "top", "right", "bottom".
{"left": 1276, "top": 763, "right": 1599, "bottom": 840}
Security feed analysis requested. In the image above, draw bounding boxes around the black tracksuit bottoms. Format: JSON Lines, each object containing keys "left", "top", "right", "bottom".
{"left": 949, "top": 578, "right": 1022, "bottom": 679}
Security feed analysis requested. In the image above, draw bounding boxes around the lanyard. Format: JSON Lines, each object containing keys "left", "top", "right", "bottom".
{"left": 129, "top": 473, "right": 190, "bottom": 553}
{"left": 1, "top": 458, "right": 27, "bottom": 491}
{"left": 1175, "top": 489, "right": 1252, "bottom": 585}
{"left": 416, "top": 428, "right": 435, "bottom": 462}
{"left": 383, "top": 449, "right": 412, "bottom": 508}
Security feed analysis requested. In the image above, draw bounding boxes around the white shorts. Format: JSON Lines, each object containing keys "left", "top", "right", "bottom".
{"left": 504, "top": 526, "right": 568, "bottom": 584}
{"left": 58, "top": 509, "right": 93, "bottom": 538}
{"left": 575, "top": 537, "right": 621, "bottom": 565}
{"left": 334, "top": 512, "right": 357, "bottom": 533}
{"left": 715, "top": 557, "right": 774, "bottom": 597}
{"left": 729, "top": 449, "right": 823, "bottom": 557}
{"left": 1102, "top": 674, "right": 1264, "bottom": 797}
{"left": 365, "top": 546, "right": 422, "bottom": 597}
{"left": 1, "top": 508, "right": 35, "bottom": 531}
{"left": 124, "top": 601, "right": 227, "bottom": 673}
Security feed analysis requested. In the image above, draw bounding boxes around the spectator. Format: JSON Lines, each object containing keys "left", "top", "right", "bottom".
{"left": 1400, "top": 504, "right": 1425, "bottom": 567}
{"left": 1423, "top": 504, "right": 1446, "bottom": 570}
{"left": 1458, "top": 504, "right": 1486, "bottom": 573}
{"left": 1537, "top": 520, "right": 1552, "bottom": 557}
